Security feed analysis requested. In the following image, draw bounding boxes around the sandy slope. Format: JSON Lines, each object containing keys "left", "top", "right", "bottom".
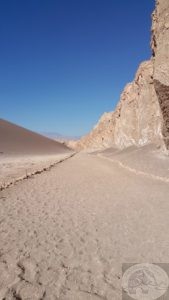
{"left": 0, "top": 119, "right": 69, "bottom": 155}
{"left": 0, "top": 153, "right": 169, "bottom": 299}
{"left": 98, "top": 144, "right": 169, "bottom": 181}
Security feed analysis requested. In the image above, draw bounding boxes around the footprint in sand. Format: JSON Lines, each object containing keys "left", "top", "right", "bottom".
{"left": 17, "top": 258, "right": 39, "bottom": 283}
{"left": 0, "top": 261, "right": 20, "bottom": 299}
{"left": 15, "top": 281, "right": 45, "bottom": 300}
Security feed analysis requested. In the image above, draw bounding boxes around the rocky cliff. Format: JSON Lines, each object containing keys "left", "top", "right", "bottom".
{"left": 73, "top": 0, "right": 169, "bottom": 152}
{"left": 152, "top": 0, "right": 169, "bottom": 149}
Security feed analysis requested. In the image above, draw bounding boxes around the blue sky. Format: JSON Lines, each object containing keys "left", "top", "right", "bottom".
{"left": 0, "top": 0, "right": 155, "bottom": 136}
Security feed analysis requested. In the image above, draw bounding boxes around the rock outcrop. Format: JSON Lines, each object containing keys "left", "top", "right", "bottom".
{"left": 152, "top": 0, "right": 169, "bottom": 149}
{"left": 73, "top": 0, "right": 169, "bottom": 152}
{"left": 113, "top": 61, "right": 162, "bottom": 149}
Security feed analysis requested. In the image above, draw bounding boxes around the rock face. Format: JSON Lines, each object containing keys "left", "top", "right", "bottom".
{"left": 113, "top": 61, "right": 162, "bottom": 149}
{"left": 74, "top": 0, "right": 169, "bottom": 152}
{"left": 71, "top": 112, "right": 116, "bottom": 151}
{"left": 152, "top": 0, "right": 169, "bottom": 149}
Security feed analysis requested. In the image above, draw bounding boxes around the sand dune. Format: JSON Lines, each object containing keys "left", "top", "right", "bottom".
{"left": 0, "top": 119, "right": 70, "bottom": 155}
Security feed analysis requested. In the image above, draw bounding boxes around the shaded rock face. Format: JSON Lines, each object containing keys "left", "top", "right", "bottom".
{"left": 152, "top": 0, "right": 169, "bottom": 149}
{"left": 74, "top": 0, "right": 169, "bottom": 152}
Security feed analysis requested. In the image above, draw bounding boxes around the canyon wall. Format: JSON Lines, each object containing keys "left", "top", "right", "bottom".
{"left": 73, "top": 0, "right": 169, "bottom": 152}
{"left": 152, "top": 0, "right": 169, "bottom": 149}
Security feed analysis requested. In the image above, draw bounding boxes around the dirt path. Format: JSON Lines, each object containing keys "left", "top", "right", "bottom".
{"left": 0, "top": 153, "right": 169, "bottom": 299}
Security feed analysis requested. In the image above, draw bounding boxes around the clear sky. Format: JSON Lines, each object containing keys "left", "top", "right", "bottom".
{"left": 0, "top": 0, "right": 155, "bottom": 136}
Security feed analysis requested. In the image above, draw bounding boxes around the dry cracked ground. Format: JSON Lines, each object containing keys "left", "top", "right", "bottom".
{"left": 0, "top": 153, "right": 169, "bottom": 300}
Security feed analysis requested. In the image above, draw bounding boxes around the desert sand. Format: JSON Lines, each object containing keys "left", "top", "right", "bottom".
{"left": 0, "top": 0, "right": 169, "bottom": 298}
{"left": 0, "top": 150, "right": 169, "bottom": 299}
{"left": 0, "top": 119, "right": 73, "bottom": 190}
{"left": 0, "top": 119, "right": 69, "bottom": 155}
{"left": 0, "top": 153, "right": 74, "bottom": 191}
{"left": 97, "top": 144, "right": 169, "bottom": 182}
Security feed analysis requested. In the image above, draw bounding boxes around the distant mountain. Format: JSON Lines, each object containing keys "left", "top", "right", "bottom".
{"left": 41, "top": 132, "right": 81, "bottom": 142}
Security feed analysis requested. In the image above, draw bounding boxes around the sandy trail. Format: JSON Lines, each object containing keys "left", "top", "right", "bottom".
{"left": 0, "top": 153, "right": 169, "bottom": 299}
{"left": 0, "top": 153, "right": 74, "bottom": 190}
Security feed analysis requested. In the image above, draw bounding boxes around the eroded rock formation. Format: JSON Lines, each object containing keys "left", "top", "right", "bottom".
{"left": 73, "top": 0, "right": 169, "bottom": 152}
{"left": 152, "top": 0, "right": 169, "bottom": 149}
